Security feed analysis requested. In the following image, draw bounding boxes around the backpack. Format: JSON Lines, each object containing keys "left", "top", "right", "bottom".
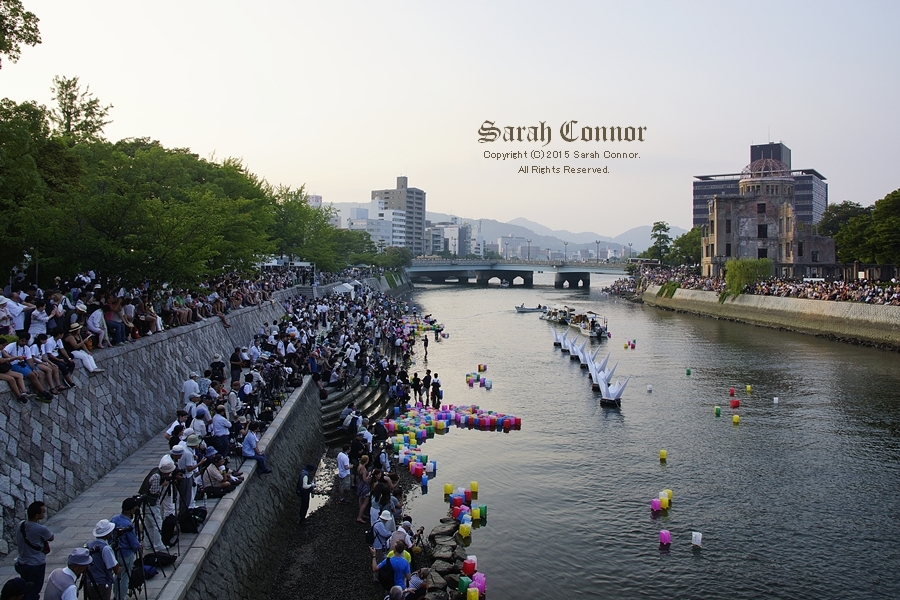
{"left": 377, "top": 555, "right": 396, "bottom": 590}
{"left": 143, "top": 552, "right": 177, "bottom": 568}
{"left": 129, "top": 560, "right": 147, "bottom": 591}
{"left": 161, "top": 515, "right": 179, "bottom": 547}
{"left": 137, "top": 468, "right": 161, "bottom": 506}
{"left": 319, "top": 388, "right": 329, "bottom": 400}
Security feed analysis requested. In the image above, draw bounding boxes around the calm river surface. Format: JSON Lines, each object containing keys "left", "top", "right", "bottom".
{"left": 400, "top": 273, "right": 900, "bottom": 599}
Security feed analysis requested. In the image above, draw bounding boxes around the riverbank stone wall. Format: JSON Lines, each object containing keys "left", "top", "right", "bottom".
{"left": 642, "top": 284, "right": 900, "bottom": 348}
{"left": 176, "top": 379, "right": 324, "bottom": 600}
{"left": 0, "top": 291, "right": 299, "bottom": 555}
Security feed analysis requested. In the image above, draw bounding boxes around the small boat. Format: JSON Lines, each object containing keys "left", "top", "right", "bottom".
{"left": 540, "top": 305, "right": 574, "bottom": 325}
{"left": 515, "top": 304, "right": 547, "bottom": 313}
{"left": 500, "top": 280, "right": 510, "bottom": 288}
{"left": 568, "top": 311, "right": 608, "bottom": 338}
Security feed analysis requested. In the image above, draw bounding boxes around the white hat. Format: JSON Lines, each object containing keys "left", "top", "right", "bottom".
{"left": 213, "top": 353, "right": 221, "bottom": 360}
{"left": 189, "top": 371, "right": 198, "bottom": 378}
{"left": 0, "top": 295, "right": 7, "bottom": 306}
{"left": 159, "top": 455, "right": 176, "bottom": 473}
{"left": 379, "top": 510, "right": 392, "bottom": 522}
{"left": 169, "top": 446, "right": 185, "bottom": 456}
{"left": 94, "top": 519, "right": 116, "bottom": 538}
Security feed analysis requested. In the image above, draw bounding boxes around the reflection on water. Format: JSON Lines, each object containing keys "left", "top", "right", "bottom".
{"left": 396, "top": 274, "right": 900, "bottom": 599}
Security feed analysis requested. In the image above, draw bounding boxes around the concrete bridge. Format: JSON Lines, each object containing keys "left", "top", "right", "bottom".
{"left": 405, "top": 259, "right": 627, "bottom": 288}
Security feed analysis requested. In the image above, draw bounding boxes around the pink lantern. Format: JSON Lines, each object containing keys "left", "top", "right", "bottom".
{"left": 659, "top": 530, "right": 671, "bottom": 544}
{"left": 651, "top": 498, "right": 661, "bottom": 511}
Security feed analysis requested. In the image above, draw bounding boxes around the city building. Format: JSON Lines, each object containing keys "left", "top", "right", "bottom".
{"left": 424, "top": 219, "right": 472, "bottom": 257}
{"left": 347, "top": 198, "right": 406, "bottom": 250}
{"left": 307, "top": 194, "right": 323, "bottom": 209}
{"left": 700, "top": 157, "right": 836, "bottom": 278}
{"left": 371, "top": 176, "right": 426, "bottom": 256}
{"left": 693, "top": 143, "right": 827, "bottom": 227}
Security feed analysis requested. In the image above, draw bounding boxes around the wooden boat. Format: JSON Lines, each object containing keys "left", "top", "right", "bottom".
{"left": 540, "top": 305, "right": 574, "bottom": 325}
{"left": 568, "top": 311, "right": 608, "bottom": 338}
{"left": 515, "top": 304, "right": 548, "bottom": 313}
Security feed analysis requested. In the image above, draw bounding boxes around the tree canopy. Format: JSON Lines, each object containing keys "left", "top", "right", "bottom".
{"left": 0, "top": 0, "right": 41, "bottom": 69}
{"left": 647, "top": 221, "right": 672, "bottom": 262}
{"left": 830, "top": 189, "right": 900, "bottom": 265}
{"left": 668, "top": 226, "right": 701, "bottom": 266}
{"left": 0, "top": 79, "right": 393, "bottom": 287}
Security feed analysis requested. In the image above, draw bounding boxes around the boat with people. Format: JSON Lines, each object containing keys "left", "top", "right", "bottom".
{"left": 568, "top": 311, "right": 608, "bottom": 338}
{"left": 500, "top": 279, "right": 510, "bottom": 288}
{"left": 515, "top": 304, "right": 548, "bottom": 313}
{"left": 540, "top": 305, "right": 574, "bottom": 325}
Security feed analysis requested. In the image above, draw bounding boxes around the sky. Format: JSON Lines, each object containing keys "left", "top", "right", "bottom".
{"left": 3, "top": 1, "right": 899, "bottom": 238}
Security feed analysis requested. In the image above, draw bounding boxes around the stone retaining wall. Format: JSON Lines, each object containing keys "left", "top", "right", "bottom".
{"left": 0, "top": 291, "right": 298, "bottom": 555}
{"left": 642, "top": 285, "right": 900, "bottom": 347}
{"left": 176, "top": 379, "right": 324, "bottom": 600}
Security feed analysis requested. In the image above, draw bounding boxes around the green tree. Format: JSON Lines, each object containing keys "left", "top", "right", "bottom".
{"left": 668, "top": 226, "right": 701, "bottom": 266}
{"left": 269, "top": 185, "right": 341, "bottom": 270}
{"left": 0, "top": 98, "right": 82, "bottom": 279}
{"left": 869, "top": 189, "right": 900, "bottom": 266}
{"left": 43, "top": 139, "right": 274, "bottom": 286}
{"left": 818, "top": 201, "right": 872, "bottom": 238}
{"left": 49, "top": 75, "right": 113, "bottom": 143}
{"left": 723, "top": 258, "right": 772, "bottom": 299}
{"left": 0, "top": 0, "right": 41, "bottom": 68}
{"left": 648, "top": 221, "right": 672, "bottom": 262}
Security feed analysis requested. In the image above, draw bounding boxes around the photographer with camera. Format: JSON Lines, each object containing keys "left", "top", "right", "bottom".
{"left": 84, "top": 520, "right": 120, "bottom": 600}
{"left": 14, "top": 501, "right": 53, "bottom": 600}
{"left": 109, "top": 498, "right": 140, "bottom": 600}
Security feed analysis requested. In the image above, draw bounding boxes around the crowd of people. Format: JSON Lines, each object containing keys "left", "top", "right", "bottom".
{"left": 2, "top": 266, "right": 436, "bottom": 599}
{"left": 0, "top": 267, "right": 324, "bottom": 403}
{"left": 8, "top": 498, "right": 153, "bottom": 600}
{"left": 629, "top": 266, "right": 900, "bottom": 305}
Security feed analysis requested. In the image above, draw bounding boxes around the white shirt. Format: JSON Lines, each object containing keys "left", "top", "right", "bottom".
{"left": 337, "top": 451, "right": 351, "bottom": 478}
{"left": 182, "top": 379, "right": 200, "bottom": 403}
{"left": 86, "top": 309, "right": 104, "bottom": 334}
{"left": 3, "top": 341, "right": 31, "bottom": 362}
{"left": 6, "top": 299, "right": 27, "bottom": 330}
{"left": 44, "top": 338, "right": 63, "bottom": 358}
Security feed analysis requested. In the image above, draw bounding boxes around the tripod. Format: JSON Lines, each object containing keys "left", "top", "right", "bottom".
{"left": 111, "top": 525, "right": 147, "bottom": 600}
{"left": 133, "top": 496, "right": 177, "bottom": 578}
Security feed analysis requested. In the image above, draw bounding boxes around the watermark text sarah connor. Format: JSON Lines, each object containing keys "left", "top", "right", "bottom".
{"left": 477, "top": 120, "right": 647, "bottom": 147}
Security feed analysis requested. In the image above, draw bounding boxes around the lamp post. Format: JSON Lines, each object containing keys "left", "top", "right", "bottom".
{"left": 526, "top": 239, "right": 531, "bottom": 261}
{"left": 595, "top": 240, "right": 601, "bottom": 264}
{"left": 563, "top": 241, "right": 569, "bottom": 262}
{"left": 505, "top": 242, "right": 509, "bottom": 260}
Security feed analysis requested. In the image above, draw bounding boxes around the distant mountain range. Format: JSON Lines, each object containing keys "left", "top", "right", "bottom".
{"left": 328, "top": 202, "right": 686, "bottom": 252}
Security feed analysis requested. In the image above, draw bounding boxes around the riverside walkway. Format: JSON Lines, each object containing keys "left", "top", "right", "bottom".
{"left": 0, "top": 377, "right": 305, "bottom": 600}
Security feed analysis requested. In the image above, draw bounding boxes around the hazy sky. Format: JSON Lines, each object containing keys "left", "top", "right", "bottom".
{"left": 4, "top": 1, "right": 898, "bottom": 237}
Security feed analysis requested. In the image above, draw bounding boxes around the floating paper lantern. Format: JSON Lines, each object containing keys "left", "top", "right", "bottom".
{"left": 659, "top": 530, "right": 671, "bottom": 544}
{"left": 659, "top": 449, "right": 667, "bottom": 461}
{"left": 733, "top": 415, "right": 740, "bottom": 425}
{"left": 691, "top": 532, "right": 702, "bottom": 547}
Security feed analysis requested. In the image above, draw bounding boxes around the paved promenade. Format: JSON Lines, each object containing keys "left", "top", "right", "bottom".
{"left": 0, "top": 430, "right": 227, "bottom": 599}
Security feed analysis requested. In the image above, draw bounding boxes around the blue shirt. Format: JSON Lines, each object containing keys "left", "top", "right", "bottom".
{"left": 377, "top": 555, "right": 411, "bottom": 589}
{"left": 109, "top": 514, "right": 140, "bottom": 556}
{"left": 242, "top": 431, "right": 259, "bottom": 457}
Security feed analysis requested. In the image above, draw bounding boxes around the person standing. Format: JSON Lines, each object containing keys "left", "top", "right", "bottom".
{"left": 109, "top": 499, "right": 140, "bottom": 600}
{"left": 336, "top": 445, "right": 351, "bottom": 504}
{"left": 14, "top": 501, "right": 54, "bottom": 600}
{"left": 296, "top": 464, "right": 317, "bottom": 523}
{"left": 84, "top": 520, "right": 120, "bottom": 600}
{"left": 429, "top": 373, "right": 441, "bottom": 408}
{"left": 422, "top": 334, "right": 428, "bottom": 359}
{"left": 42, "top": 548, "right": 92, "bottom": 600}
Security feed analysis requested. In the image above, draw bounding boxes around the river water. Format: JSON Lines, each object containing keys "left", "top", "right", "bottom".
{"left": 400, "top": 273, "right": 900, "bottom": 599}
